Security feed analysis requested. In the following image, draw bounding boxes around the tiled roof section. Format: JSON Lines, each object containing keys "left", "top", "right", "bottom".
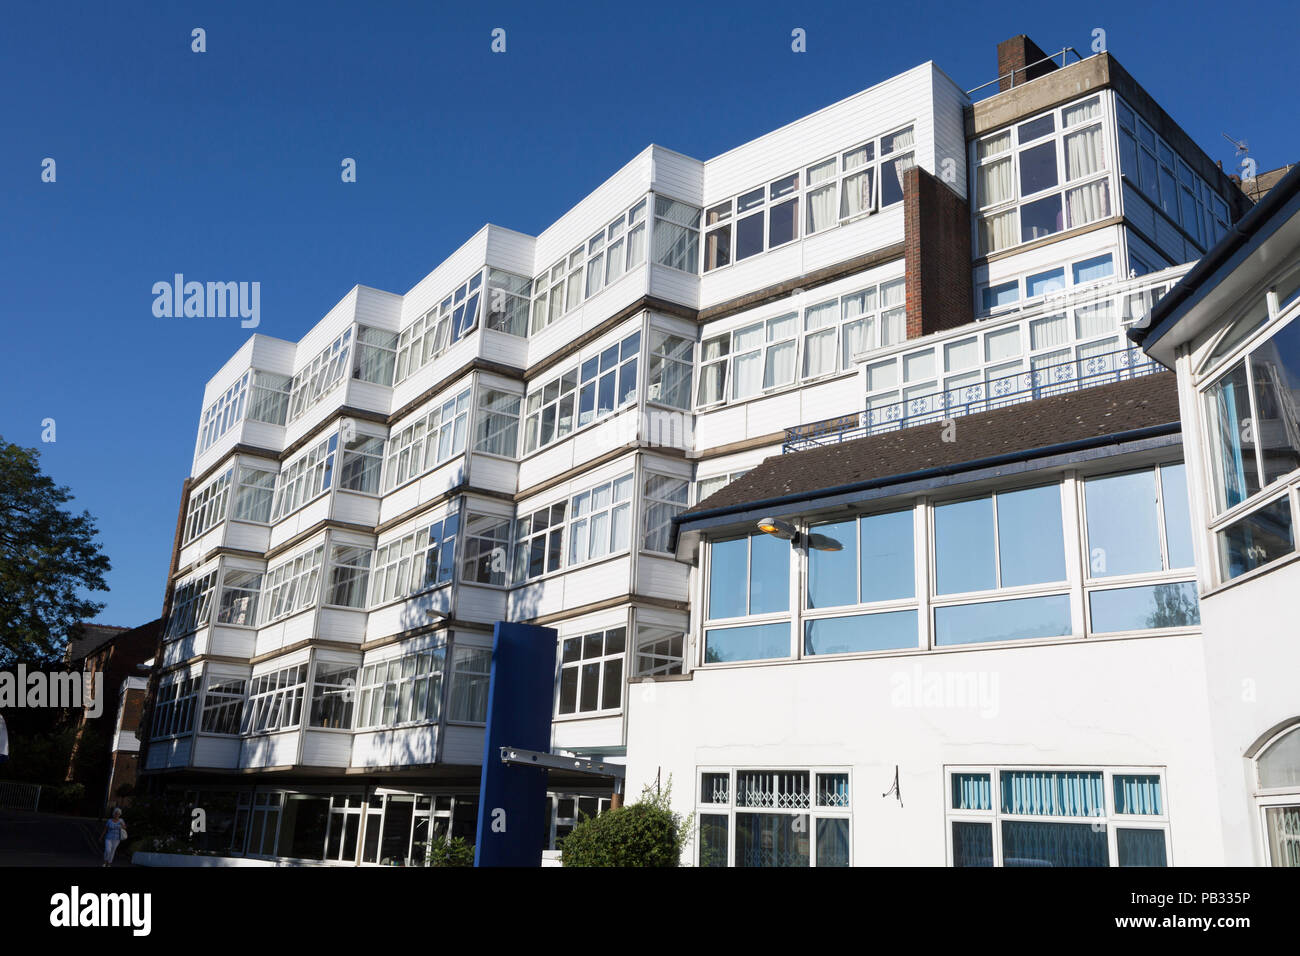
{"left": 685, "top": 372, "right": 1181, "bottom": 517}
{"left": 65, "top": 624, "right": 131, "bottom": 662}
{"left": 1238, "top": 164, "right": 1297, "bottom": 203}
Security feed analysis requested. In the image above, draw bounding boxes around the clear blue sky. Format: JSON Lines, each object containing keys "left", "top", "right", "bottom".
{"left": 1, "top": 0, "right": 1294, "bottom": 627}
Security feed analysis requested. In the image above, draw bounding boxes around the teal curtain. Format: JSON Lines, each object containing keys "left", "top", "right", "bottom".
{"left": 1113, "top": 775, "right": 1163, "bottom": 815}
{"left": 952, "top": 773, "right": 992, "bottom": 810}
{"left": 816, "top": 818, "right": 850, "bottom": 866}
{"left": 952, "top": 821, "right": 993, "bottom": 866}
{"left": 1000, "top": 770, "right": 1104, "bottom": 816}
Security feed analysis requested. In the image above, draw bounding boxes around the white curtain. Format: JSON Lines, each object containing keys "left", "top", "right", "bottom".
{"left": 880, "top": 279, "right": 906, "bottom": 309}
{"left": 1075, "top": 302, "right": 1116, "bottom": 339}
{"left": 802, "top": 301, "right": 839, "bottom": 377}
{"left": 979, "top": 209, "right": 1017, "bottom": 255}
{"left": 807, "top": 184, "right": 837, "bottom": 232}
{"left": 765, "top": 341, "right": 796, "bottom": 389}
{"left": 841, "top": 317, "right": 871, "bottom": 367}
{"left": 885, "top": 127, "right": 915, "bottom": 154}
{"left": 1030, "top": 314, "right": 1070, "bottom": 349}
{"left": 977, "top": 157, "right": 1014, "bottom": 208}
{"left": 1062, "top": 97, "right": 1102, "bottom": 127}
{"left": 1066, "top": 179, "right": 1111, "bottom": 228}
{"left": 1065, "top": 125, "right": 1105, "bottom": 180}
{"left": 840, "top": 169, "right": 873, "bottom": 219}
{"left": 976, "top": 129, "right": 1011, "bottom": 161}
{"left": 732, "top": 350, "right": 762, "bottom": 398}
{"left": 881, "top": 307, "right": 906, "bottom": 346}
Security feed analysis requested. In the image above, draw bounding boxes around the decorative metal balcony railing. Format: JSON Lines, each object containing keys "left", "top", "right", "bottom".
{"left": 783, "top": 346, "right": 1166, "bottom": 453}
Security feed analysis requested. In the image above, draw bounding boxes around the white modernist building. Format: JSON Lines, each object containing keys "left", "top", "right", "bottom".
{"left": 142, "top": 35, "right": 1279, "bottom": 866}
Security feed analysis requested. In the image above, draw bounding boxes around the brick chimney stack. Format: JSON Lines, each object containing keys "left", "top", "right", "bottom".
{"left": 996, "top": 35, "right": 1059, "bottom": 92}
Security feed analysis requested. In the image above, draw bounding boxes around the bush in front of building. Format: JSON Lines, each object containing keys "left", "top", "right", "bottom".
{"left": 560, "top": 781, "right": 690, "bottom": 867}
{"left": 423, "top": 836, "right": 475, "bottom": 866}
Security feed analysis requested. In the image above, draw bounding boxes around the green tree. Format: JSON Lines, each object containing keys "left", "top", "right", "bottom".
{"left": 0, "top": 438, "right": 110, "bottom": 666}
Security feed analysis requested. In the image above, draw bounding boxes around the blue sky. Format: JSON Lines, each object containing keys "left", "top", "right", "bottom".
{"left": 1, "top": 0, "right": 1294, "bottom": 626}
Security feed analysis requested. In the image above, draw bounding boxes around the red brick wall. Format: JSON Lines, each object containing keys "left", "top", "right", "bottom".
{"left": 903, "top": 165, "right": 974, "bottom": 340}
{"left": 996, "top": 35, "right": 1058, "bottom": 92}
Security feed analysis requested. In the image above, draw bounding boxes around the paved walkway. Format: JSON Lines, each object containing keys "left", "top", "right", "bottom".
{"left": 0, "top": 808, "right": 132, "bottom": 866}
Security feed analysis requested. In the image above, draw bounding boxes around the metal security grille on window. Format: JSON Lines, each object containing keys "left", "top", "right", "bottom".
{"left": 736, "top": 771, "right": 811, "bottom": 809}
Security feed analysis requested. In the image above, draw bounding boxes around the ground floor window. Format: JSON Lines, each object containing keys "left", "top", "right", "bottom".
{"left": 545, "top": 792, "right": 611, "bottom": 850}
{"left": 946, "top": 766, "right": 1169, "bottom": 867}
{"left": 1255, "top": 724, "right": 1300, "bottom": 867}
{"left": 694, "top": 768, "right": 850, "bottom": 867}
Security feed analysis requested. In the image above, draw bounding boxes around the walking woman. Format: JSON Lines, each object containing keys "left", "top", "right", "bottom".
{"left": 101, "top": 807, "right": 127, "bottom": 866}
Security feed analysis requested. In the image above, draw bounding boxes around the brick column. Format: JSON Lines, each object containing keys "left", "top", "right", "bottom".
{"left": 903, "top": 165, "right": 974, "bottom": 340}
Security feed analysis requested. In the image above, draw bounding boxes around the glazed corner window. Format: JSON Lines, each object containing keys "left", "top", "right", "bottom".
{"left": 310, "top": 662, "right": 358, "bottom": 729}
{"left": 326, "top": 544, "right": 372, "bottom": 608}
{"left": 569, "top": 474, "right": 633, "bottom": 565}
{"left": 165, "top": 569, "right": 218, "bottom": 639}
{"left": 647, "top": 330, "right": 694, "bottom": 409}
{"left": 514, "top": 502, "right": 567, "bottom": 583}
{"left": 1205, "top": 318, "right": 1300, "bottom": 513}
{"left": 635, "top": 625, "right": 684, "bottom": 676}
{"left": 248, "top": 370, "right": 291, "bottom": 426}
{"left": 704, "top": 533, "right": 791, "bottom": 664}
{"left": 289, "top": 329, "right": 353, "bottom": 422}
{"left": 448, "top": 646, "right": 491, "bottom": 722}
{"left": 240, "top": 664, "right": 307, "bottom": 734}
{"left": 353, "top": 326, "right": 399, "bottom": 386}
{"left": 216, "top": 568, "right": 262, "bottom": 626}
{"left": 368, "top": 513, "right": 458, "bottom": 605}
{"left": 653, "top": 196, "right": 701, "bottom": 274}
{"left": 197, "top": 371, "right": 250, "bottom": 454}
{"left": 232, "top": 466, "right": 276, "bottom": 523}
{"left": 461, "top": 513, "right": 511, "bottom": 586}
{"left": 339, "top": 435, "right": 384, "bottom": 495}
{"left": 557, "top": 627, "right": 625, "bottom": 715}
{"left": 475, "top": 388, "right": 521, "bottom": 457}
{"left": 395, "top": 273, "right": 482, "bottom": 384}
{"left": 484, "top": 269, "right": 532, "bottom": 337}
{"left": 642, "top": 473, "right": 689, "bottom": 553}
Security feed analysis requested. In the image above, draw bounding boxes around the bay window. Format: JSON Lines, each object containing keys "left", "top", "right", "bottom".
{"left": 556, "top": 627, "right": 625, "bottom": 715}
{"left": 289, "top": 329, "right": 352, "bottom": 421}
{"left": 948, "top": 767, "right": 1169, "bottom": 867}
{"left": 216, "top": 568, "right": 261, "bottom": 626}
{"left": 568, "top": 474, "right": 633, "bottom": 565}
{"left": 184, "top": 468, "right": 232, "bottom": 543}
{"left": 395, "top": 273, "right": 482, "bottom": 384}
{"left": 165, "top": 569, "right": 219, "bottom": 639}
{"left": 240, "top": 664, "right": 308, "bottom": 735}
{"left": 357, "top": 647, "right": 444, "bottom": 730}
{"left": 646, "top": 330, "right": 693, "bottom": 408}
{"left": 271, "top": 435, "right": 338, "bottom": 521}
{"left": 382, "top": 388, "right": 470, "bottom": 492}
{"left": 260, "top": 545, "right": 325, "bottom": 624}
{"left": 1202, "top": 308, "right": 1300, "bottom": 579}
{"left": 197, "top": 372, "right": 250, "bottom": 454}
{"left": 448, "top": 646, "right": 491, "bottom": 722}
{"left": 326, "top": 545, "right": 371, "bottom": 608}
{"left": 152, "top": 673, "right": 198, "bottom": 738}
{"left": 484, "top": 268, "right": 532, "bottom": 336}
{"left": 339, "top": 435, "right": 384, "bottom": 494}
{"left": 352, "top": 326, "right": 398, "bottom": 386}
{"left": 474, "top": 388, "right": 520, "bottom": 457}
{"left": 248, "top": 370, "right": 291, "bottom": 426}
{"left": 309, "top": 662, "right": 357, "bottom": 729}
{"left": 642, "top": 473, "right": 689, "bottom": 554}
{"left": 368, "top": 513, "right": 458, "bottom": 605}
{"left": 652, "top": 196, "right": 700, "bottom": 274}
{"left": 232, "top": 465, "right": 276, "bottom": 522}
{"left": 461, "top": 513, "right": 511, "bottom": 586}
{"left": 200, "top": 677, "right": 245, "bottom": 734}
{"left": 522, "top": 367, "right": 577, "bottom": 453}
{"left": 514, "top": 502, "right": 567, "bottom": 583}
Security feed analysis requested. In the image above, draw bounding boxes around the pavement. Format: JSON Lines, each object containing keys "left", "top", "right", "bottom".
{"left": 0, "top": 808, "right": 133, "bottom": 866}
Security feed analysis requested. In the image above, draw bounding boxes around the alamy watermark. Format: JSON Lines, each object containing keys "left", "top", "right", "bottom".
{"left": 152, "top": 274, "right": 260, "bottom": 328}
{"left": 0, "top": 665, "right": 105, "bottom": 718}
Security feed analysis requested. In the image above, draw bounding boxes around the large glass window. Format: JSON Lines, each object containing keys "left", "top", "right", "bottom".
{"left": 271, "top": 435, "right": 338, "bottom": 521}
{"left": 695, "top": 769, "right": 850, "bottom": 867}
{"left": 642, "top": 473, "right": 689, "bottom": 554}
{"left": 352, "top": 326, "right": 398, "bottom": 386}
{"left": 216, "top": 568, "right": 261, "bottom": 626}
{"left": 382, "top": 389, "right": 470, "bottom": 492}
{"left": 151, "top": 673, "right": 199, "bottom": 738}
{"left": 514, "top": 502, "right": 566, "bottom": 583}
{"left": 949, "top": 767, "right": 1168, "bottom": 867}
{"left": 653, "top": 196, "right": 700, "bottom": 274}
{"left": 260, "top": 545, "right": 325, "bottom": 624}
{"left": 568, "top": 474, "right": 633, "bottom": 565}
{"left": 289, "top": 329, "right": 352, "bottom": 422}
{"left": 184, "top": 469, "right": 233, "bottom": 544}
{"left": 368, "top": 514, "right": 458, "bottom": 605}
{"left": 484, "top": 269, "right": 532, "bottom": 336}
{"left": 200, "top": 678, "right": 245, "bottom": 735}
{"left": 557, "top": 627, "right": 625, "bottom": 715}
{"left": 395, "top": 273, "right": 482, "bottom": 383}
{"left": 974, "top": 96, "right": 1109, "bottom": 256}
{"left": 232, "top": 466, "right": 276, "bottom": 523}
{"left": 197, "top": 372, "right": 250, "bottom": 455}
{"left": 165, "top": 570, "right": 219, "bottom": 639}
{"left": 934, "top": 486, "right": 1065, "bottom": 595}
{"left": 647, "top": 330, "right": 694, "bottom": 409}
{"left": 309, "top": 662, "right": 357, "bottom": 729}
{"left": 339, "top": 436, "right": 384, "bottom": 495}
{"left": 460, "top": 514, "right": 511, "bottom": 586}
{"left": 326, "top": 545, "right": 372, "bottom": 608}
{"left": 474, "top": 388, "right": 520, "bottom": 457}
{"left": 704, "top": 533, "right": 791, "bottom": 663}
{"left": 356, "top": 648, "right": 444, "bottom": 729}
{"left": 448, "top": 646, "right": 491, "bottom": 722}
{"left": 240, "top": 664, "right": 308, "bottom": 735}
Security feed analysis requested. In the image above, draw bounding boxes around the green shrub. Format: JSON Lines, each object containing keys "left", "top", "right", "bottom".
{"left": 561, "top": 781, "right": 690, "bottom": 867}
{"left": 424, "top": 836, "right": 475, "bottom": 867}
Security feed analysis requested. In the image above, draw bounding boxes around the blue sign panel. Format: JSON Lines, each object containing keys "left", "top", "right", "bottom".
{"left": 474, "top": 621, "right": 556, "bottom": 867}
